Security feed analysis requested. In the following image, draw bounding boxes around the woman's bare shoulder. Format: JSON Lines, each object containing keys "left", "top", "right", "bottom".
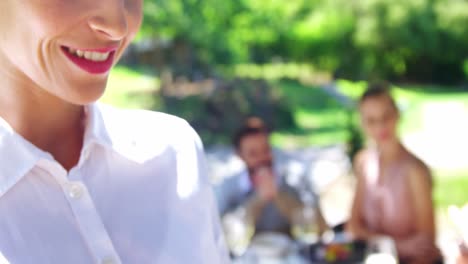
{"left": 404, "top": 150, "right": 432, "bottom": 184}
{"left": 352, "top": 148, "right": 374, "bottom": 178}
{"left": 354, "top": 148, "right": 373, "bottom": 166}
{"left": 405, "top": 151, "right": 430, "bottom": 173}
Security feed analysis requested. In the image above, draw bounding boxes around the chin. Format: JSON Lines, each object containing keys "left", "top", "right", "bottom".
{"left": 76, "top": 91, "right": 106, "bottom": 105}
{"left": 61, "top": 85, "right": 107, "bottom": 105}
{"left": 377, "top": 138, "right": 398, "bottom": 147}
{"left": 74, "top": 95, "right": 104, "bottom": 105}
{"left": 54, "top": 71, "right": 109, "bottom": 102}
{"left": 74, "top": 78, "right": 109, "bottom": 103}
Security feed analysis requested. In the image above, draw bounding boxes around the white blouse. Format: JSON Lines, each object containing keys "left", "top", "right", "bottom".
{"left": 0, "top": 104, "right": 229, "bottom": 264}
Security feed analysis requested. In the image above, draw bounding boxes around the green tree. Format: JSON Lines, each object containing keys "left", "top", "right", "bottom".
{"left": 138, "top": 0, "right": 468, "bottom": 84}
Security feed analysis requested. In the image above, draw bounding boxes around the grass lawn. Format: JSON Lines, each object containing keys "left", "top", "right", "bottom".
{"left": 104, "top": 66, "right": 468, "bottom": 209}
{"left": 434, "top": 169, "right": 468, "bottom": 208}
{"left": 103, "top": 67, "right": 353, "bottom": 148}
{"left": 100, "top": 66, "right": 159, "bottom": 109}
{"left": 270, "top": 80, "right": 351, "bottom": 148}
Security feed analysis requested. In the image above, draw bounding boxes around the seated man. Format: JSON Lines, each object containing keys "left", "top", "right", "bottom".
{"left": 220, "top": 117, "right": 327, "bottom": 235}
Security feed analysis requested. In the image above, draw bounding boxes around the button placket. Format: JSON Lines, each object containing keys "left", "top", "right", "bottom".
{"left": 36, "top": 137, "right": 121, "bottom": 263}
{"left": 67, "top": 182, "right": 84, "bottom": 199}
{"left": 101, "top": 256, "right": 117, "bottom": 264}
{"left": 62, "top": 176, "right": 122, "bottom": 264}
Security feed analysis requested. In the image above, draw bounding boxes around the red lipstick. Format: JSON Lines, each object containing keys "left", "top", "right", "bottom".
{"left": 61, "top": 46, "right": 116, "bottom": 74}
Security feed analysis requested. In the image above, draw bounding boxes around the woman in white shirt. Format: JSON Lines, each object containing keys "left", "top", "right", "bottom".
{"left": 0, "top": 1, "right": 228, "bottom": 263}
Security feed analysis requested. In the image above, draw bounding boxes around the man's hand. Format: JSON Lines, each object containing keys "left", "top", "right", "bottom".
{"left": 251, "top": 166, "right": 278, "bottom": 203}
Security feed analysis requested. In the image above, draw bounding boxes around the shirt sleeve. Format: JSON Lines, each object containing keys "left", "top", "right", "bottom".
{"left": 189, "top": 124, "right": 231, "bottom": 262}
{"left": 208, "top": 191, "right": 231, "bottom": 263}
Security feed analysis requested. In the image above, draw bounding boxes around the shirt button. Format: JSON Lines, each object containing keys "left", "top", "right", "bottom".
{"left": 101, "top": 257, "right": 116, "bottom": 264}
{"left": 67, "top": 183, "right": 84, "bottom": 199}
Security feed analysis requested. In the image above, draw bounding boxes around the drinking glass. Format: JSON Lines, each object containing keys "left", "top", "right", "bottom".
{"left": 223, "top": 208, "right": 255, "bottom": 257}
{"left": 291, "top": 206, "right": 320, "bottom": 244}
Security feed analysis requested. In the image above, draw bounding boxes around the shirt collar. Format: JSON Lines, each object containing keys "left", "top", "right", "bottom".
{"left": 82, "top": 103, "right": 113, "bottom": 151}
{"left": 0, "top": 103, "right": 181, "bottom": 197}
{"left": 86, "top": 103, "right": 172, "bottom": 164}
{"left": 0, "top": 103, "right": 114, "bottom": 197}
{"left": 0, "top": 116, "right": 52, "bottom": 197}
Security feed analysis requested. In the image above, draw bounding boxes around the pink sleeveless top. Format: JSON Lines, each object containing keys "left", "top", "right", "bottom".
{"left": 361, "top": 150, "right": 416, "bottom": 239}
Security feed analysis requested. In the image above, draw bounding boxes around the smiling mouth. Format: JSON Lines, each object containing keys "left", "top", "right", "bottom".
{"left": 67, "top": 47, "right": 111, "bottom": 62}
{"left": 61, "top": 46, "right": 117, "bottom": 74}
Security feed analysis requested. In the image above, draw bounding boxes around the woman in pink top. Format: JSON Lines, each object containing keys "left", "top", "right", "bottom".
{"left": 346, "top": 83, "right": 442, "bottom": 264}
{"left": 458, "top": 244, "right": 468, "bottom": 264}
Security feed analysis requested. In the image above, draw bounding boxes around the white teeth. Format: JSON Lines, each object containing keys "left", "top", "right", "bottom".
{"left": 67, "top": 47, "right": 110, "bottom": 62}
{"left": 91, "top": 52, "right": 101, "bottom": 61}
{"left": 84, "top": 52, "right": 93, "bottom": 60}
{"left": 98, "top": 53, "right": 108, "bottom": 61}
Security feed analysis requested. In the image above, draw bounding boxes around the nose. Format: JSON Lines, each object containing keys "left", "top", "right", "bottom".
{"left": 88, "top": 0, "right": 128, "bottom": 40}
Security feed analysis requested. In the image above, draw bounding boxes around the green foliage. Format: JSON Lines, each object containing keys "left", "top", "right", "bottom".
{"left": 139, "top": 0, "right": 468, "bottom": 84}
{"left": 103, "top": 67, "right": 353, "bottom": 147}
{"left": 156, "top": 79, "right": 296, "bottom": 145}
{"left": 464, "top": 60, "right": 468, "bottom": 78}
{"left": 101, "top": 66, "right": 160, "bottom": 109}
{"left": 104, "top": 67, "right": 468, "bottom": 209}
{"left": 140, "top": 0, "right": 311, "bottom": 64}
{"left": 270, "top": 81, "right": 351, "bottom": 148}
{"left": 350, "top": 0, "right": 468, "bottom": 83}
{"left": 346, "top": 112, "right": 364, "bottom": 163}
{"left": 434, "top": 170, "right": 468, "bottom": 208}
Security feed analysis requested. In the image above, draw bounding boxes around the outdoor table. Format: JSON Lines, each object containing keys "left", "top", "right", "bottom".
{"left": 232, "top": 233, "right": 398, "bottom": 264}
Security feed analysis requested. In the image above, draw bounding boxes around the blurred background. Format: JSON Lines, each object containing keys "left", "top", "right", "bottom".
{"left": 101, "top": 0, "right": 468, "bottom": 258}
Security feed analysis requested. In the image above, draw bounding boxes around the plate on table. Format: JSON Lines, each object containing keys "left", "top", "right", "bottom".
{"left": 249, "top": 232, "right": 293, "bottom": 257}
{"left": 304, "top": 240, "right": 367, "bottom": 264}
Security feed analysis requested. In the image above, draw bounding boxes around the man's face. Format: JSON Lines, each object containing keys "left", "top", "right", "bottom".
{"left": 237, "top": 132, "right": 273, "bottom": 174}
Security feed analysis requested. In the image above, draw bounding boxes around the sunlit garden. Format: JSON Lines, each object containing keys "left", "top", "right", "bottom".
{"left": 102, "top": 0, "right": 468, "bottom": 262}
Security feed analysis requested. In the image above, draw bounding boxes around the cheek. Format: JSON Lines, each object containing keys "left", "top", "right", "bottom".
{"left": 0, "top": 20, "right": 42, "bottom": 79}
{"left": 126, "top": 0, "right": 143, "bottom": 34}
{"left": 246, "top": 154, "right": 259, "bottom": 165}
{"left": 362, "top": 122, "right": 381, "bottom": 139}
{"left": 261, "top": 151, "right": 272, "bottom": 162}
{"left": 112, "top": 1, "right": 142, "bottom": 61}
{"left": 361, "top": 119, "right": 374, "bottom": 133}
{"left": 23, "top": 1, "right": 74, "bottom": 36}
{"left": 385, "top": 118, "right": 398, "bottom": 133}
{"left": 366, "top": 125, "right": 379, "bottom": 137}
